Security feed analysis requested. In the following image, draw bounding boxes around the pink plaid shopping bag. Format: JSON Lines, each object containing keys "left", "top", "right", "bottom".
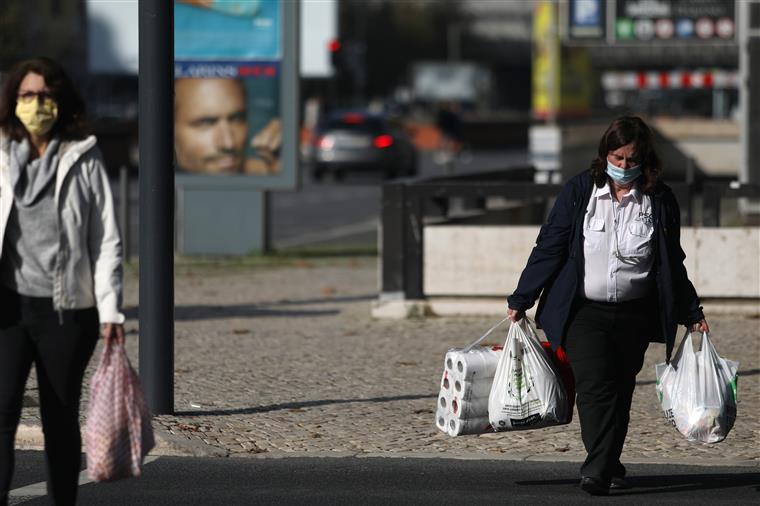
{"left": 85, "top": 341, "right": 155, "bottom": 481}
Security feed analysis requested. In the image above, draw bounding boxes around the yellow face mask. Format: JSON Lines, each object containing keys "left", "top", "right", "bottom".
{"left": 15, "top": 97, "right": 58, "bottom": 136}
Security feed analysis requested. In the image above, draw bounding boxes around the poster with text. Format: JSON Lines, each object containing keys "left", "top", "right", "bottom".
{"left": 174, "top": 0, "right": 293, "bottom": 187}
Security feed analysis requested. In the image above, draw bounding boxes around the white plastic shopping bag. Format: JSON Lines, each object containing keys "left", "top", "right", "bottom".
{"left": 655, "top": 330, "right": 738, "bottom": 444}
{"left": 488, "top": 319, "right": 569, "bottom": 431}
{"left": 85, "top": 341, "right": 155, "bottom": 481}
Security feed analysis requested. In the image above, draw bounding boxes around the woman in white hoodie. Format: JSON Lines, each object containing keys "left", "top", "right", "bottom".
{"left": 0, "top": 57, "right": 123, "bottom": 506}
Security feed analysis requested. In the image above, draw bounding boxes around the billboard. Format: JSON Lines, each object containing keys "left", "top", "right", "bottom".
{"left": 615, "top": 0, "right": 736, "bottom": 42}
{"left": 174, "top": 0, "right": 297, "bottom": 189}
{"left": 564, "top": 0, "right": 737, "bottom": 44}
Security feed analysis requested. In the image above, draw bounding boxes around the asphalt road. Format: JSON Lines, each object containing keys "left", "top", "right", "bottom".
{"left": 112, "top": 149, "right": 530, "bottom": 256}
{"left": 8, "top": 451, "right": 759, "bottom": 505}
{"left": 269, "top": 148, "right": 530, "bottom": 249}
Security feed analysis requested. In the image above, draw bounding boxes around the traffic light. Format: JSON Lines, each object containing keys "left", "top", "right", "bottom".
{"left": 329, "top": 38, "right": 343, "bottom": 70}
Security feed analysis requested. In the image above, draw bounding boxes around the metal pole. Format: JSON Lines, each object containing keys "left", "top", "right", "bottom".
{"left": 262, "top": 190, "right": 271, "bottom": 254}
{"left": 739, "top": 0, "right": 749, "bottom": 184}
{"left": 139, "top": 0, "right": 174, "bottom": 415}
{"left": 119, "top": 165, "right": 130, "bottom": 261}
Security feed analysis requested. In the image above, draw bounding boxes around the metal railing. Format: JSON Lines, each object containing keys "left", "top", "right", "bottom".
{"left": 702, "top": 182, "right": 760, "bottom": 226}
{"left": 380, "top": 169, "right": 758, "bottom": 300}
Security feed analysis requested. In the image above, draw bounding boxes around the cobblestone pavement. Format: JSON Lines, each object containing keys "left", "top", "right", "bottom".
{"left": 18, "top": 257, "right": 760, "bottom": 465}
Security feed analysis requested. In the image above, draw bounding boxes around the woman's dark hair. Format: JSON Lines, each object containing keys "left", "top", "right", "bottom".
{"left": 0, "top": 57, "right": 88, "bottom": 141}
{"left": 590, "top": 115, "right": 661, "bottom": 193}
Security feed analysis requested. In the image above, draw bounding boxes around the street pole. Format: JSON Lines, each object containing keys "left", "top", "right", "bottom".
{"left": 739, "top": 0, "right": 760, "bottom": 185}
{"left": 139, "top": 0, "right": 174, "bottom": 414}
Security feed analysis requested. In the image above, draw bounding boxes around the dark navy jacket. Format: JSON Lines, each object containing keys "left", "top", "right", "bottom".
{"left": 507, "top": 170, "right": 704, "bottom": 362}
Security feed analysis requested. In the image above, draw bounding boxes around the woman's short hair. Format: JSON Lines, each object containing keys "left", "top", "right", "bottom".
{"left": 0, "top": 57, "right": 88, "bottom": 141}
{"left": 590, "top": 115, "right": 662, "bottom": 193}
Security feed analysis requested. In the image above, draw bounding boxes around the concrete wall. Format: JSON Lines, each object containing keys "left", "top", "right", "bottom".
{"left": 423, "top": 225, "right": 760, "bottom": 298}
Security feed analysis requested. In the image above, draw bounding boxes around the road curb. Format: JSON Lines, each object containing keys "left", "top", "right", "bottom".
{"left": 150, "top": 430, "right": 229, "bottom": 458}
{"left": 15, "top": 421, "right": 228, "bottom": 458}
{"left": 16, "top": 422, "right": 758, "bottom": 468}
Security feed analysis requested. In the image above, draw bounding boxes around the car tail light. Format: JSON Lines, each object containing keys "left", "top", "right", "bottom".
{"left": 342, "top": 113, "right": 365, "bottom": 124}
{"left": 373, "top": 135, "right": 393, "bottom": 149}
{"left": 318, "top": 135, "right": 335, "bottom": 150}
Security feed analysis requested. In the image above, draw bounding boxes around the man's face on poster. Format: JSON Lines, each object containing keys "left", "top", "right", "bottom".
{"left": 174, "top": 78, "right": 248, "bottom": 174}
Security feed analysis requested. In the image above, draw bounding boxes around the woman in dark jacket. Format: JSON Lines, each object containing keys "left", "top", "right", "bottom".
{"left": 506, "top": 116, "right": 707, "bottom": 496}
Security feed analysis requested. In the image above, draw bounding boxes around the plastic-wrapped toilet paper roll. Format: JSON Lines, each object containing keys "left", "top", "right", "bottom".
{"left": 448, "top": 416, "right": 491, "bottom": 436}
{"left": 444, "top": 350, "right": 458, "bottom": 376}
{"left": 439, "top": 369, "right": 452, "bottom": 393}
{"left": 435, "top": 407, "right": 450, "bottom": 434}
{"left": 454, "top": 377, "right": 493, "bottom": 400}
{"left": 451, "top": 395, "right": 489, "bottom": 420}
{"left": 438, "top": 390, "right": 452, "bottom": 413}
{"left": 452, "top": 347, "right": 501, "bottom": 382}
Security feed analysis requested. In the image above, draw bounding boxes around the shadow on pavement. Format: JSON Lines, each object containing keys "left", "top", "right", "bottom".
{"left": 173, "top": 393, "right": 437, "bottom": 417}
{"left": 123, "top": 305, "right": 341, "bottom": 320}
{"left": 270, "top": 294, "right": 376, "bottom": 305}
{"left": 516, "top": 472, "right": 760, "bottom": 495}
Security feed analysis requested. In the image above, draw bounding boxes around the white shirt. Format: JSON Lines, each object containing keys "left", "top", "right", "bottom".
{"left": 582, "top": 182, "right": 655, "bottom": 302}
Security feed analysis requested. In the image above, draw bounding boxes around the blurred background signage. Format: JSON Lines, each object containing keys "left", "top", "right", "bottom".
{"left": 568, "top": 0, "right": 607, "bottom": 40}
{"left": 412, "top": 62, "right": 491, "bottom": 103}
{"left": 173, "top": 0, "right": 292, "bottom": 188}
{"left": 564, "top": 0, "right": 737, "bottom": 44}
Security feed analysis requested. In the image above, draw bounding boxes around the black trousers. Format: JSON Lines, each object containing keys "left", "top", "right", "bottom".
{"left": 0, "top": 286, "right": 99, "bottom": 506}
{"left": 563, "top": 296, "right": 654, "bottom": 484}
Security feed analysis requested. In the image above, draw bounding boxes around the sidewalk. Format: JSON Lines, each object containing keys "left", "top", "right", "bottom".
{"left": 16, "top": 257, "right": 760, "bottom": 466}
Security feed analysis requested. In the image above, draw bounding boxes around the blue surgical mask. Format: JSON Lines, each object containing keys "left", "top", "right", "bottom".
{"left": 606, "top": 159, "right": 642, "bottom": 185}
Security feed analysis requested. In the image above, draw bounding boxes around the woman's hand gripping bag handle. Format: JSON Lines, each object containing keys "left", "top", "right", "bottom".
{"left": 655, "top": 330, "right": 738, "bottom": 444}
{"left": 85, "top": 340, "right": 155, "bottom": 482}
{"left": 488, "top": 318, "right": 569, "bottom": 431}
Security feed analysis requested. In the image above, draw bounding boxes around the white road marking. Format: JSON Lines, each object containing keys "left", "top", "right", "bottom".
{"left": 8, "top": 456, "right": 159, "bottom": 501}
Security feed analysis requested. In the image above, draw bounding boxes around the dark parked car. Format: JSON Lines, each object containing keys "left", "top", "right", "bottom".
{"left": 311, "top": 110, "right": 418, "bottom": 180}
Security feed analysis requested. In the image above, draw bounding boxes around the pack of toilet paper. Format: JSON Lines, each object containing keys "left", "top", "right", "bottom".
{"left": 434, "top": 345, "right": 501, "bottom": 437}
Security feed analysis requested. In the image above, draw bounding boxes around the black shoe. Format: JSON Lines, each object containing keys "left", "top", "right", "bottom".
{"left": 580, "top": 477, "right": 610, "bottom": 496}
{"left": 610, "top": 476, "right": 631, "bottom": 490}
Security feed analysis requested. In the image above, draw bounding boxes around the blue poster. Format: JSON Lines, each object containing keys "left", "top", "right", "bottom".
{"left": 573, "top": 0, "right": 602, "bottom": 26}
{"left": 173, "top": 0, "right": 296, "bottom": 189}
{"left": 568, "top": 0, "right": 606, "bottom": 39}
{"left": 175, "top": 0, "right": 281, "bottom": 60}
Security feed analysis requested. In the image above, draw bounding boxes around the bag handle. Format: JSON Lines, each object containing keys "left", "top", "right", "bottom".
{"left": 462, "top": 315, "right": 510, "bottom": 352}
{"left": 670, "top": 327, "right": 696, "bottom": 367}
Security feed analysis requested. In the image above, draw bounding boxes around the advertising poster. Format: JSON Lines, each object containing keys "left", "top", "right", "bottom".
{"left": 175, "top": 0, "right": 280, "bottom": 60}
{"left": 174, "top": 0, "right": 294, "bottom": 188}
